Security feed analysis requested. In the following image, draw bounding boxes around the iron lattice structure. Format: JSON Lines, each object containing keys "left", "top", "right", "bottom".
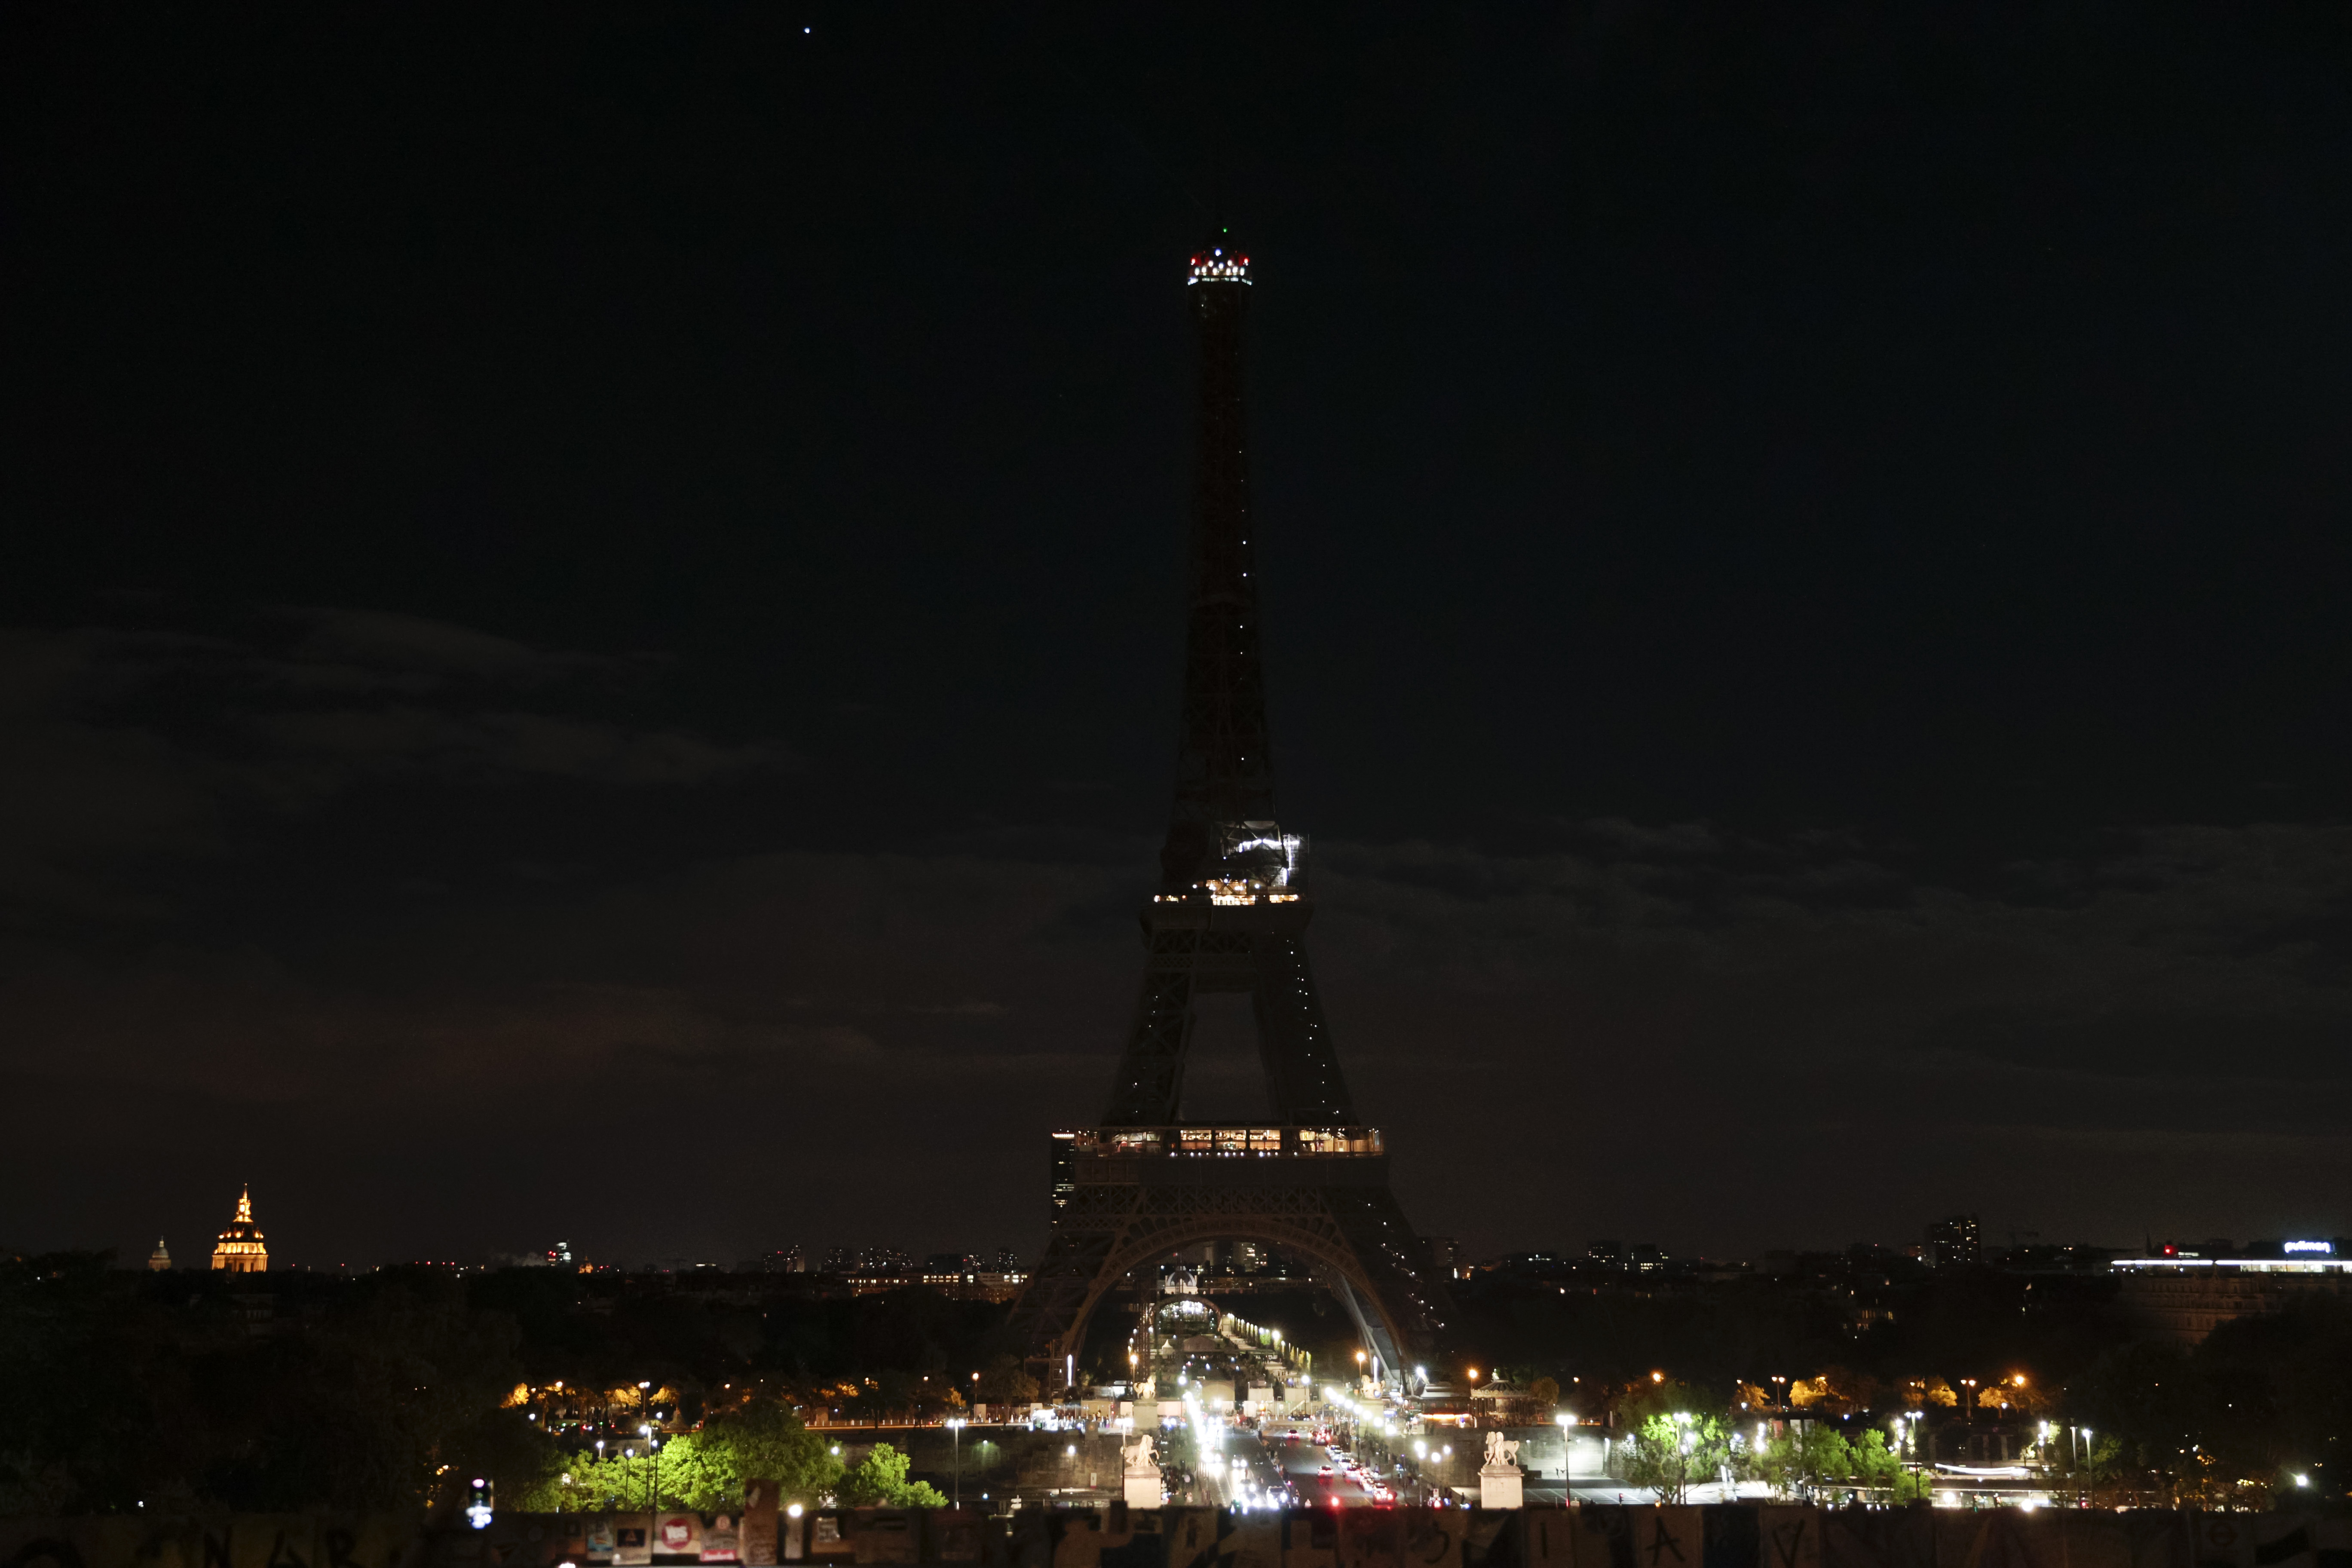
{"left": 1007, "top": 247, "right": 1452, "bottom": 1382}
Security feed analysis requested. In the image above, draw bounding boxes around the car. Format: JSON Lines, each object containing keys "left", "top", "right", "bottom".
{"left": 1319, "top": 1464, "right": 1333, "bottom": 1476}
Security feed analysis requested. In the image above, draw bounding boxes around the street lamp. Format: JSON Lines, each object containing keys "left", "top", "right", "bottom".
{"left": 946, "top": 1418, "right": 967, "bottom": 1507}
{"left": 1556, "top": 1413, "right": 1575, "bottom": 1493}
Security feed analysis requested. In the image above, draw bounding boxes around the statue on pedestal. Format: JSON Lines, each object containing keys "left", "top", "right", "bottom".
{"left": 1479, "top": 1430, "right": 1525, "bottom": 1510}
{"left": 1121, "top": 1433, "right": 1163, "bottom": 1509}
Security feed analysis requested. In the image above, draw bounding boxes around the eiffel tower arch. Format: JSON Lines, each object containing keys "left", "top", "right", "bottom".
{"left": 1006, "top": 244, "right": 1452, "bottom": 1387}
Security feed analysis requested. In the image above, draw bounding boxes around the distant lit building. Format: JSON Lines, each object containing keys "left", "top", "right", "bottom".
{"left": 2114, "top": 1243, "right": 2352, "bottom": 1344}
{"left": 823, "top": 1245, "right": 913, "bottom": 1276}
{"left": 147, "top": 1237, "right": 172, "bottom": 1272}
{"left": 211, "top": 1185, "right": 268, "bottom": 1273}
{"left": 1580, "top": 1239, "right": 1663, "bottom": 1274}
{"left": 1924, "top": 1214, "right": 1980, "bottom": 1268}
{"left": 737, "top": 1247, "right": 805, "bottom": 1274}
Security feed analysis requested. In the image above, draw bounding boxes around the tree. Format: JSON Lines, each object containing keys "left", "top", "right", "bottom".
{"left": 1622, "top": 1412, "right": 1731, "bottom": 1505}
{"left": 701, "top": 1402, "right": 847, "bottom": 1507}
{"left": 518, "top": 1446, "right": 661, "bottom": 1513}
{"left": 838, "top": 1443, "right": 947, "bottom": 1508}
{"left": 1623, "top": 1377, "right": 1712, "bottom": 1423}
{"left": 645, "top": 1433, "right": 736, "bottom": 1512}
{"left": 876, "top": 1370, "right": 923, "bottom": 1423}
{"left": 975, "top": 1356, "right": 1039, "bottom": 1407}
{"left": 1756, "top": 1423, "right": 1852, "bottom": 1502}
{"left": 1846, "top": 1429, "right": 1929, "bottom": 1502}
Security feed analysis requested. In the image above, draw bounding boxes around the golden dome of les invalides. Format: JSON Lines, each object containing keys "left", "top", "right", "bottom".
{"left": 210, "top": 1184, "right": 268, "bottom": 1274}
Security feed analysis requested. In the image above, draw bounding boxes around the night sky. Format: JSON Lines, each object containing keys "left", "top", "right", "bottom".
{"left": 7, "top": 5, "right": 2351, "bottom": 1270}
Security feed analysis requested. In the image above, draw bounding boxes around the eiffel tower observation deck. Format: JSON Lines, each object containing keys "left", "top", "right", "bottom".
{"left": 1007, "top": 245, "right": 1452, "bottom": 1388}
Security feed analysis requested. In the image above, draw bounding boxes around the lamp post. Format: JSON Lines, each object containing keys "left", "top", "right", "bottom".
{"left": 642, "top": 1424, "right": 658, "bottom": 1513}
{"left": 946, "top": 1418, "right": 967, "bottom": 1507}
{"left": 1556, "top": 1412, "right": 1575, "bottom": 1501}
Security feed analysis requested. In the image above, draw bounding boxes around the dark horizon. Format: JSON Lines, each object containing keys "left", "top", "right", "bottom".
{"left": 6, "top": 5, "right": 2351, "bottom": 1270}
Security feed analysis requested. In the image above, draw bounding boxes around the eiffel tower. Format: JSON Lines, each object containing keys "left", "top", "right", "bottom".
{"left": 1007, "top": 244, "right": 1451, "bottom": 1387}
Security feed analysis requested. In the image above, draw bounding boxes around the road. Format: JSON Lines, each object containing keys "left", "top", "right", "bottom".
{"left": 1182, "top": 1425, "right": 1290, "bottom": 1512}
{"left": 1269, "top": 1431, "right": 1387, "bottom": 1509}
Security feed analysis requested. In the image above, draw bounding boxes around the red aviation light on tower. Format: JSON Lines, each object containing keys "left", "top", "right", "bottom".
{"left": 1189, "top": 248, "right": 1250, "bottom": 284}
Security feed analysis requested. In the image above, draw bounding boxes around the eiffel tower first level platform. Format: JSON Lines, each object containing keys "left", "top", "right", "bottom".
{"left": 1005, "top": 243, "right": 1452, "bottom": 1384}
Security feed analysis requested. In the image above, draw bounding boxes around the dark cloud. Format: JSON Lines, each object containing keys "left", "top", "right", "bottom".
{"left": 0, "top": 615, "right": 793, "bottom": 928}
{"left": 286, "top": 607, "right": 631, "bottom": 688}
{"left": 4, "top": 764, "right": 2347, "bottom": 1265}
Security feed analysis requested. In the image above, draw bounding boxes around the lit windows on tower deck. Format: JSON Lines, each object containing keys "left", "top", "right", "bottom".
{"left": 1189, "top": 249, "right": 1250, "bottom": 284}
{"left": 1062, "top": 1125, "right": 1384, "bottom": 1158}
{"left": 1154, "top": 821, "right": 1305, "bottom": 904}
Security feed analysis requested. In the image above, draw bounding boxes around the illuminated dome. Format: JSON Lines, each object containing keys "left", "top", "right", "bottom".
{"left": 147, "top": 1237, "right": 171, "bottom": 1272}
{"left": 210, "top": 1185, "right": 269, "bottom": 1274}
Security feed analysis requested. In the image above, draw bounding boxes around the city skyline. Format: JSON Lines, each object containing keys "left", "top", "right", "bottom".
{"left": 126, "top": 1190, "right": 2344, "bottom": 1277}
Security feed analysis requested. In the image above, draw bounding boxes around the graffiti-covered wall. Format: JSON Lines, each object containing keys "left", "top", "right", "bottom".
{"left": 3, "top": 1504, "right": 2342, "bottom": 1568}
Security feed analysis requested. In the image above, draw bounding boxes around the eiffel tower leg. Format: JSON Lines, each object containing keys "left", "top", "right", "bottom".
{"left": 1100, "top": 948, "right": 1197, "bottom": 1126}
{"left": 1322, "top": 1186, "right": 1449, "bottom": 1365}
{"left": 1311, "top": 1265, "right": 1407, "bottom": 1384}
{"left": 1003, "top": 1200, "right": 1123, "bottom": 1384}
{"left": 1250, "top": 935, "right": 1356, "bottom": 1124}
